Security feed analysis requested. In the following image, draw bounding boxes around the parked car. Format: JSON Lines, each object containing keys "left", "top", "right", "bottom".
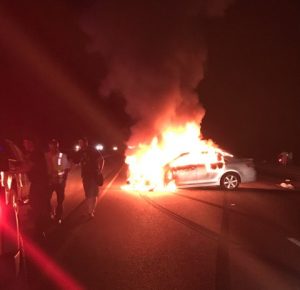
{"left": 0, "top": 139, "right": 30, "bottom": 204}
{"left": 0, "top": 139, "right": 28, "bottom": 289}
{"left": 164, "top": 151, "right": 256, "bottom": 190}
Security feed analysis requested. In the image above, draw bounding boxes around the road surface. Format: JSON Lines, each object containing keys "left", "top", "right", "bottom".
{"left": 22, "top": 154, "right": 300, "bottom": 290}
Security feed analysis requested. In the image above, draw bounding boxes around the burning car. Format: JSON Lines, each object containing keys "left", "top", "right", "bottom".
{"left": 123, "top": 122, "right": 256, "bottom": 192}
{"left": 164, "top": 151, "right": 256, "bottom": 190}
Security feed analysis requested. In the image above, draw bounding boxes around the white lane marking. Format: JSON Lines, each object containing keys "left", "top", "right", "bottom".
{"left": 287, "top": 237, "right": 300, "bottom": 247}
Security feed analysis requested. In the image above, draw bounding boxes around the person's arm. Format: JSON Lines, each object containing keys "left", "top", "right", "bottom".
{"left": 60, "top": 154, "right": 70, "bottom": 183}
{"left": 22, "top": 151, "right": 44, "bottom": 174}
{"left": 98, "top": 151, "right": 105, "bottom": 172}
{"left": 21, "top": 157, "right": 34, "bottom": 173}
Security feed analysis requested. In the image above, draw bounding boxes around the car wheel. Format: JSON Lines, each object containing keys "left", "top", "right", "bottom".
{"left": 221, "top": 172, "right": 240, "bottom": 190}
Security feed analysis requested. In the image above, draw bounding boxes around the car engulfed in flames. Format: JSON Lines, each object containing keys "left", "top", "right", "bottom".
{"left": 121, "top": 122, "right": 256, "bottom": 193}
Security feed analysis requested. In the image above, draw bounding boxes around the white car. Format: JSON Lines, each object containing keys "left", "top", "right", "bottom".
{"left": 164, "top": 152, "right": 256, "bottom": 190}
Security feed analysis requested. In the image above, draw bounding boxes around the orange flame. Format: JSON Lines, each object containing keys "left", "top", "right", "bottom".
{"left": 122, "top": 122, "right": 231, "bottom": 193}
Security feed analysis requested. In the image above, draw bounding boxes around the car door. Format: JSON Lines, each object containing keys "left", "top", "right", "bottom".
{"left": 170, "top": 153, "right": 199, "bottom": 185}
{"left": 193, "top": 151, "right": 227, "bottom": 185}
{"left": 189, "top": 152, "right": 211, "bottom": 184}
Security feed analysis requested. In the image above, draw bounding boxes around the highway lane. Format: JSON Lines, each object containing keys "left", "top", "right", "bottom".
{"left": 27, "top": 155, "right": 300, "bottom": 290}
{"left": 145, "top": 185, "right": 300, "bottom": 290}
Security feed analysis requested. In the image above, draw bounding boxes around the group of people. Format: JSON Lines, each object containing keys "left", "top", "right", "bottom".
{"left": 22, "top": 136, "right": 105, "bottom": 240}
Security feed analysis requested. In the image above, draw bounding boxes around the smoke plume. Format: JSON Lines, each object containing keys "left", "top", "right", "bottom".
{"left": 82, "top": 0, "right": 233, "bottom": 145}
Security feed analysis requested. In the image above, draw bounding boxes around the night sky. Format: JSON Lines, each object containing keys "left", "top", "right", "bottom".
{"left": 0, "top": 0, "right": 299, "bottom": 163}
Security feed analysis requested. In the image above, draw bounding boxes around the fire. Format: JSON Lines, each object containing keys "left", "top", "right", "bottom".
{"left": 122, "top": 122, "right": 231, "bottom": 193}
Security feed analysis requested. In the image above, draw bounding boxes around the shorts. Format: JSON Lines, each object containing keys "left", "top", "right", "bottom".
{"left": 82, "top": 176, "right": 99, "bottom": 198}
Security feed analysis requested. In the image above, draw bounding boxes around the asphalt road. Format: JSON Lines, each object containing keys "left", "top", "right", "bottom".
{"left": 24, "top": 154, "right": 300, "bottom": 290}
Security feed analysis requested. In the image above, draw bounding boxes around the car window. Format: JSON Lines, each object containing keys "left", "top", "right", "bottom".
{"left": 171, "top": 152, "right": 206, "bottom": 167}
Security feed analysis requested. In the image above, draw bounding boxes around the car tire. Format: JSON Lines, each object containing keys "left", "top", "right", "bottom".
{"left": 220, "top": 172, "right": 240, "bottom": 190}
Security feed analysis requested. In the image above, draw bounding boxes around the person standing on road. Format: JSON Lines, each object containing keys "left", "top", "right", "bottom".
{"left": 78, "top": 137, "right": 105, "bottom": 218}
{"left": 22, "top": 137, "right": 49, "bottom": 240}
{"left": 45, "top": 139, "right": 70, "bottom": 224}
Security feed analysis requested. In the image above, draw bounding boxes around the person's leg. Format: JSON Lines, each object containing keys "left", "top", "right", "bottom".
{"left": 83, "top": 177, "right": 98, "bottom": 217}
{"left": 89, "top": 178, "right": 99, "bottom": 216}
{"left": 87, "top": 196, "right": 97, "bottom": 216}
{"left": 30, "top": 182, "right": 50, "bottom": 241}
{"left": 29, "top": 184, "right": 41, "bottom": 240}
{"left": 29, "top": 183, "right": 41, "bottom": 228}
{"left": 48, "top": 184, "right": 55, "bottom": 219}
{"left": 55, "top": 182, "right": 65, "bottom": 220}
{"left": 41, "top": 182, "right": 52, "bottom": 233}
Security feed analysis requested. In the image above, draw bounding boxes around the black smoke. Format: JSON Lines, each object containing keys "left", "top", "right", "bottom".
{"left": 81, "top": 0, "right": 233, "bottom": 145}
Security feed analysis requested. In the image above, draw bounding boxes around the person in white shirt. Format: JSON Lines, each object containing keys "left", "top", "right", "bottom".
{"left": 45, "top": 139, "right": 70, "bottom": 223}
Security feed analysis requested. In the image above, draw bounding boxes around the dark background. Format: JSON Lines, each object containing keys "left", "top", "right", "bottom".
{"left": 200, "top": 0, "right": 300, "bottom": 163}
{"left": 0, "top": 0, "right": 299, "bottom": 163}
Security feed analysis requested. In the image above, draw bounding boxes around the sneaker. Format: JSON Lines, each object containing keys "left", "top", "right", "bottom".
{"left": 54, "top": 215, "right": 63, "bottom": 224}
{"left": 40, "top": 231, "right": 47, "bottom": 242}
{"left": 50, "top": 211, "right": 56, "bottom": 220}
{"left": 23, "top": 198, "right": 30, "bottom": 204}
{"left": 89, "top": 212, "right": 95, "bottom": 219}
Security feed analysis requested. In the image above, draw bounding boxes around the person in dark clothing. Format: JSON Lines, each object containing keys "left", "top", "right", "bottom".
{"left": 23, "top": 137, "right": 49, "bottom": 239}
{"left": 78, "top": 137, "right": 104, "bottom": 218}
